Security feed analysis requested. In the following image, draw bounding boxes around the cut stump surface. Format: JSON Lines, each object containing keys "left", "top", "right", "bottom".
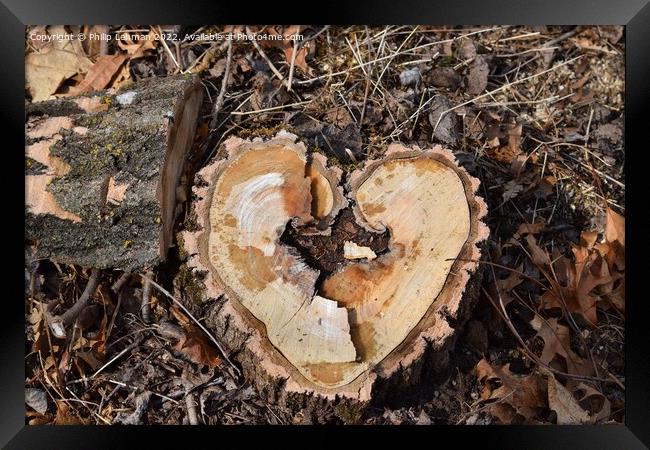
{"left": 183, "top": 131, "right": 488, "bottom": 403}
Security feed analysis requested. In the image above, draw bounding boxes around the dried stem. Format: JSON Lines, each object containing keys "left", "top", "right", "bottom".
{"left": 141, "top": 270, "right": 154, "bottom": 324}
{"left": 141, "top": 275, "right": 241, "bottom": 377}
{"left": 245, "top": 26, "right": 286, "bottom": 85}
{"left": 430, "top": 56, "right": 583, "bottom": 135}
{"left": 209, "top": 38, "right": 234, "bottom": 128}
{"left": 111, "top": 271, "right": 131, "bottom": 294}
{"left": 185, "top": 388, "right": 200, "bottom": 425}
{"left": 287, "top": 30, "right": 299, "bottom": 91}
{"left": 48, "top": 268, "right": 101, "bottom": 338}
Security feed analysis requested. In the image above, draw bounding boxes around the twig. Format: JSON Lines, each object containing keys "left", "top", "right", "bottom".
{"left": 431, "top": 55, "right": 583, "bottom": 134}
{"left": 185, "top": 386, "right": 200, "bottom": 425}
{"left": 298, "top": 25, "right": 329, "bottom": 49}
{"left": 456, "top": 390, "right": 516, "bottom": 424}
{"left": 38, "top": 302, "right": 65, "bottom": 391}
{"left": 482, "top": 281, "right": 616, "bottom": 385}
{"left": 584, "top": 107, "right": 595, "bottom": 149}
{"left": 141, "top": 275, "right": 241, "bottom": 376}
{"left": 358, "top": 27, "right": 374, "bottom": 125}
{"left": 498, "top": 31, "right": 541, "bottom": 42}
{"left": 371, "top": 26, "right": 418, "bottom": 96}
{"left": 62, "top": 268, "right": 101, "bottom": 325}
{"left": 183, "top": 41, "right": 229, "bottom": 74}
{"left": 48, "top": 268, "right": 101, "bottom": 338}
{"left": 287, "top": 28, "right": 300, "bottom": 92}
{"left": 141, "top": 270, "right": 154, "bottom": 324}
{"left": 106, "top": 380, "right": 178, "bottom": 404}
{"left": 246, "top": 26, "right": 286, "bottom": 85}
{"left": 229, "top": 100, "right": 311, "bottom": 116}
{"left": 111, "top": 271, "right": 131, "bottom": 294}
{"left": 106, "top": 290, "right": 122, "bottom": 343}
{"left": 155, "top": 26, "right": 181, "bottom": 72}
{"left": 297, "top": 26, "right": 503, "bottom": 85}
{"left": 209, "top": 38, "right": 234, "bottom": 128}
{"left": 543, "top": 26, "right": 580, "bottom": 48}
{"left": 65, "top": 387, "right": 111, "bottom": 425}
{"left": 67, "top": 334, "right": 147, "bottom": 385}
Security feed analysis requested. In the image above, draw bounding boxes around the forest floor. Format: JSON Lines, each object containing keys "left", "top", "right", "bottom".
{"left": 25, "top": 25, "right": 625, "bottom": 425}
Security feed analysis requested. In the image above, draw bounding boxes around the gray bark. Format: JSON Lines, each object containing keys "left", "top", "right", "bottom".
{"left": 26, "top": 74, "right": 203, "bottom": 271}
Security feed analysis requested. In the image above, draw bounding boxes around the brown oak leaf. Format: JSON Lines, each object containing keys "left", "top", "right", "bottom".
{"left": 530, "top": 316, "right": 594, "bottom": 377}
{"left": 475, "top": 359, "right": 546, "bottom": 424}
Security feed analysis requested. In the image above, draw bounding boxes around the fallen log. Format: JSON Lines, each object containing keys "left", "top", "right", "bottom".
{"left": 180, "top": 131, "right": 489, "bottom": 416}
{"left": 25, "top": 74, "right": 203, "bottom": 271}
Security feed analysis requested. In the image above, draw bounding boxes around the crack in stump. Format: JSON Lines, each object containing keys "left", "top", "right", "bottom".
{"left": 279, "top": 208, "right": 391, "bottom": 284}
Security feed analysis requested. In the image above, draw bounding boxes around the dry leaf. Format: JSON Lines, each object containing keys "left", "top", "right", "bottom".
{"left": 170, "top": 305, "right": 222, "bottom": 368}
{"left": 76, "top": 350, "right": 103, "bottom": 371}
{"left": 69, "top": 54, "right": 128, "bottom": 95}
{"left": 502, "top": 180, "right": 524, "bottom": 203}
{"left": 488, "top": 264, "right": 525, "bottom": 308}
{"left": 116, "top": 28, "right": 157, "bottom": 58}
{"left": 54, "top": 400, "right": 85, "bottom": 425}
{"left": 547, "top": 373, "right": 590, "bottom": 424}
{"left": 530, "top": 316, "right": 593, "bottom": 376}
{"left": 500, "top": 266, "right": 525, "bottom": 292}
{"left": 540, "top": 228, "right": 619, "bottom": 325}
{"left": 598, "top": 26, "right": 624, "bottom": 44}
{"left": 27, "top": 26, "right": 50, "bottom": 52}
{"left": 510, "top": 154, "right": 528, "bottom": 177}
{"left": 428, "top": 95, "right": 460, "bottom": 145}
{"left": 525, "top": 234, "right": 551, "bottom": 267}
{"left": 80, "top": 25, "right": 109, "bottom": 58}
{"left": 516, "top": 220, "right": 545, "bottom": 237}
{"left": 262, "top": 26, "right": 314, "bottom": 75}
{"left": 573, "top": 382, "right": 611, "bottom": 422}
{"left": 475, "top": 359, "right": 546, "bottom": 423}
{"left": 572, "top": 37, "right": 616, "bottom": 54}
{"left": 26, "top": 25, "right": 93, "bottom": 101}
{"left": 28, "top": 413, "right": 52, "bottom": 425}
{"left": 488, "top": 122, "right": 522, "bottom": 164}
{"left": 175, "top": 327, "right": 222, "bottom": 368}
{"left": 605, "top": 208, "right": 624, "bottom": 247}
{"left": 466, "top": 55, "right": 489, "bottom": 95}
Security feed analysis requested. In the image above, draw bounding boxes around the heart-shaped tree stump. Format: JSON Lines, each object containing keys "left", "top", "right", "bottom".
{"left": 182, "top": 131, "right": 488, "bottom": 414}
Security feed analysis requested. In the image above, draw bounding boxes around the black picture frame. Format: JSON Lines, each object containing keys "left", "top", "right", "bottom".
{"left": 4, "top": 1, "right": 648, "bottom": 448}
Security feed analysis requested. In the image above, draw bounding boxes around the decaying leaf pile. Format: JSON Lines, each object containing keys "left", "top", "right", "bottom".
{"left": 25, "top": 25, "right": 624, "bottom": 425}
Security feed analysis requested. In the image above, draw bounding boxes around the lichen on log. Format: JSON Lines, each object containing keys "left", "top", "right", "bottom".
{"left": 25, "top": 74, "right": 203, "bottom": 271}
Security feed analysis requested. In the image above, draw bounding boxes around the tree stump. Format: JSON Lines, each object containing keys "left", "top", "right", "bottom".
{"left": 25, "top": 74, "right": 203, "bottom": 271}
{"left": 181, "top": 131, "right": 489, "bottom": 415}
